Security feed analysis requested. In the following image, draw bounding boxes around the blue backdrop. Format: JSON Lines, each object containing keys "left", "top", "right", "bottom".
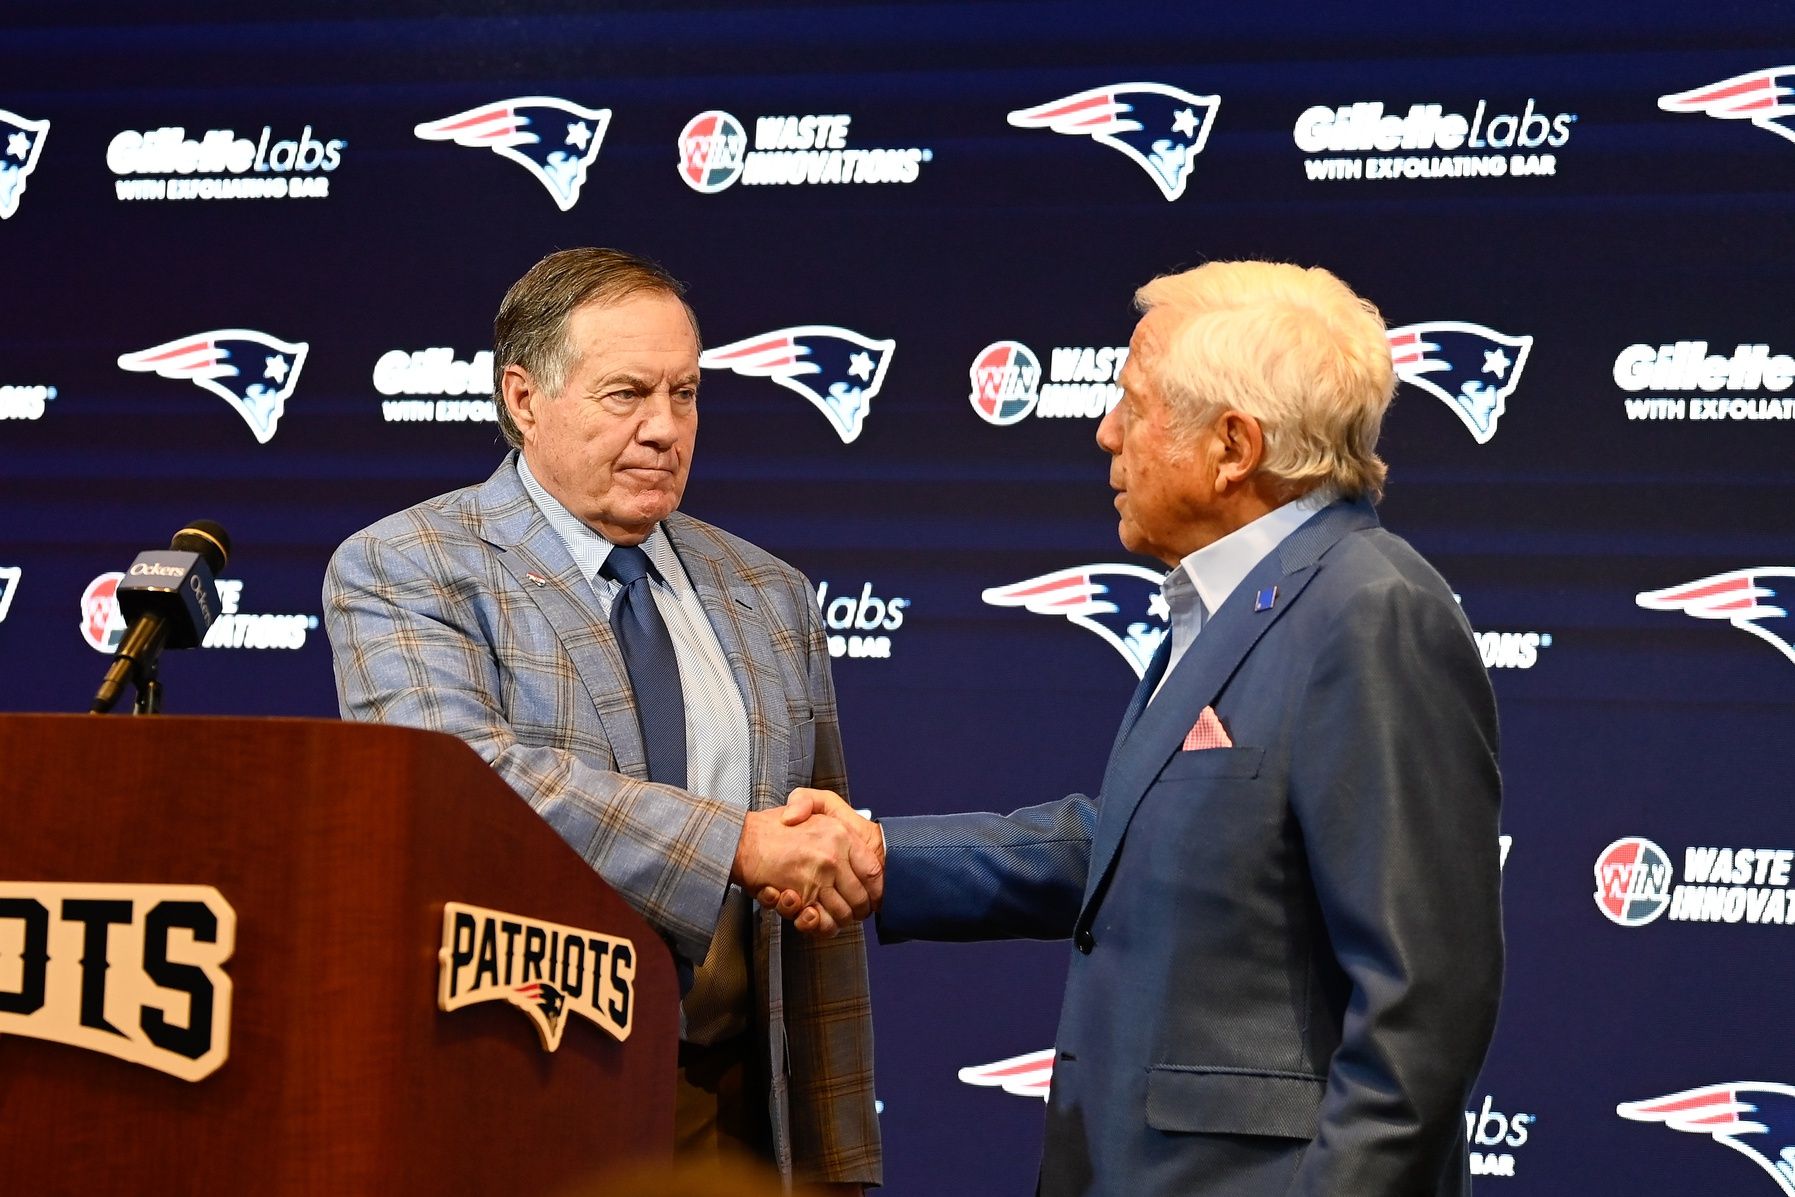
{"left": 4, "top": 3, "right": 1795, "bottom": 1192}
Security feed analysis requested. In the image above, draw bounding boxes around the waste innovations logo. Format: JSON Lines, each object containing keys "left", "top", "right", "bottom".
{"left": 676, "top": 110, "right": 931, "bottom": 192}
{"left": 0, "top": 108, "right": 49, "bottom": 218}
{"left": 815, "top": 581, "right": 909, "bottom": 661}
{"left": 80, "top": 575, "right": 316, "bottom": 654}
{"left": 1596, "top": 836, "right": 1795, "bottom": 928}
{"left": 1389, "top": 322, "right": 1533, "bottom": 443}
{"left": 968, "top": 341, "right": 1127, "bottom": 425}
{"left": 117, "top": 329, "right": 307, "bottom": 444}
{"left": 982, "top": 564, "right": 1168, "bottom": 678}
{"left": 1456, "top": 595, "right": 1555, "bottom": 671}
{"left": 1617, "top": 341, "right": 1795, "bottom": 422}
{"left": 1007, "top": 83, "right": 1218, "bottom": 201}
{"left": 109, "top": 122, "right": 344, "bottom": 201}
{"left": 0, "top": 383, "right": 56, "bottom": 421}
{"left": 1296, "top": 97, "right": 1574, "bottom": 181}
{"left": 1465, "top": 1095, "right": 1537, "bottom": 1179}
{"left": 373, "top": 347, "right": 495, "bottom": 424}
{"left": 1620, "top": 1082, "right": 1795, "bottom": 1196}
{"left": 414, "top": 97, "right": 609, "bottom": 211}
{"left": 1659, "top": 67, "right": 1795, "bottom": 148}
{"left": 1638, "top": 569, "right": 1795, "bottom": 666}
{"left": 699, "top": 325, "right": 894, "bottom": 443}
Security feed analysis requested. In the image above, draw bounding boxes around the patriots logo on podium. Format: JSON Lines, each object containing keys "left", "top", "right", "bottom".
{"left": 1619, "top": 1082, "right": 1795, "bottom": 1195}
{"left": 1636, "top": 568, "right": 1795, "bottom": 666}
{"left": 0, "top": 108, "right": 49, "bottom": 220}
{"left": 414, "top": 97, "right": 611, "bottom": 211}
{"left": 511, "top": 981, "right": 570, "bottom": 1047}
{"left": 1007, "top": 83, "right": 1219, "bottom": 201}
{"left": 117, "top": 329, "right": 309, "bottom": 444}
{"left": 1388, "top": 321, "right": 1533, "bottom": 444}
{"left": 982, "top": 563, "right": 1169, "bottom": 678}
{"left": 1659, "top": 67, "right": 1795, "bottom": 147}
{"left": 960, "top": 1048, "right": 1055, "bottom": 1101}
{"left": 699, "top": 325, "right": 895, "bottom": 444}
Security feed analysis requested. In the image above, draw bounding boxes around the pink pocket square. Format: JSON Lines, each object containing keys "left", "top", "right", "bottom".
{"left": 1181, "top": 706, "right": 1233, "bottom": 751}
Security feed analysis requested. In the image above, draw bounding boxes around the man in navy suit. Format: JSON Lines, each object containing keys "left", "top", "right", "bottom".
{"left": 773, "top": 260, "right": 1504, "bottom": 1195}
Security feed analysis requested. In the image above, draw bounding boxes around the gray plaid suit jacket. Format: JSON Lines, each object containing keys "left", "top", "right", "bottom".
{"left": 323, "top": 454, "right": 880, "bottom": 1186}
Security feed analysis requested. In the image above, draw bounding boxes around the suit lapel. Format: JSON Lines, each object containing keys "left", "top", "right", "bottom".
{"left": 1078, "top": 498, "right": 1379, "bottom": 917}
{"left": 664, "top": 515, "right": 780, "bottom": 813}
{"left": 464, "top": 456, "right": 650, "bottom": 778}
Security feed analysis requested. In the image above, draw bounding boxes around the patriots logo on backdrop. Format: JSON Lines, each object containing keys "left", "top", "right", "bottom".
{"left": 414, "top": 97, "right": 611, "bottom": 211}
{"left": 1636, "top": 568, "right": 1795, "bottom": 666}
{"left": 117, "top": 329, "right": 309, "bottom": 444}
{"left": 1659, "top": 67, "right": 1795, "bottom": 146}
{"left": 1007, "top": 83, "right": 1219, "bottom": 201}
{"left": 1388, "top": 321, "right": 1533, "bottom": 444}
{"left": 960, "top": 1049, "right": 1055, "bottom": 1100}
{"left": 1619, "top": 1083, "right": 1795, "bottom": 1195}
{"left": 0, "top": 108, "right": 49, "bottom": 220}
{"left": 699, "top": 325, "right": 895, "bottom": 443}
{"left": 982, "top": 564, "right": 1169, "bottom": 678}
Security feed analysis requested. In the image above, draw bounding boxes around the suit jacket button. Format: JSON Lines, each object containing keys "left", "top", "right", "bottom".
{"left": 1075, "top": 929, "right": 1094, "bottom": 954}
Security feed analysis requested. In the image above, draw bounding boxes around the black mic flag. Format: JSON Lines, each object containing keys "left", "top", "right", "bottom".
{"left": 90, "top": 520, "right": 232, "bottom": 714}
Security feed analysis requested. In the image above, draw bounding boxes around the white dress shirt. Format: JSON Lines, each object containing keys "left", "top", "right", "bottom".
{"left": 1151, "top": 487, "right": 1339, "bottom": 705}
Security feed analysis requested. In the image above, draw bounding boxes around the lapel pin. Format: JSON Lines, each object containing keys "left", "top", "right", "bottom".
{"left": 1254, "top": 585, "right": 1279, "bottom": 612}
{"left": 525, "top": 571, "right": 549, "bottom": 587}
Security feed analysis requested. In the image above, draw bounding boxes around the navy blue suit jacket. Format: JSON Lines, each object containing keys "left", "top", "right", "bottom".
{"left": 879, "top": 499, "right": 1503, "bottom": 1196}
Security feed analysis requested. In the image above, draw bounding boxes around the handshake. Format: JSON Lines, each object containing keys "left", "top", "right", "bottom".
{"left": 729, "top": 788, "right": 883, "bottom": 937}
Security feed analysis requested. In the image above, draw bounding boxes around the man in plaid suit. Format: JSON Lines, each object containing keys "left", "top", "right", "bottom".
{"left": 324, "top": 248, "right": 880, "bottom": 1191}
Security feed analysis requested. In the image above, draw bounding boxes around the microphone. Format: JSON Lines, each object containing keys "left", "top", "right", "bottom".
{"left": 90, "top": 520, "right": 232, "bottom": 714}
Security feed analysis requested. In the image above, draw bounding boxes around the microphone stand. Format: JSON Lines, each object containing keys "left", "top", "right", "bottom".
{"left": 132, "top": 659, "right": 164, "bottom": 715}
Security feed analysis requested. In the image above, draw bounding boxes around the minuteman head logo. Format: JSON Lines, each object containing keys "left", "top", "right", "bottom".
{"left": 414, "top": 97, "right": 610, "bottom": 210}
{"left": 982, "top": 564, "right": 1169, "bottom": 677}
{"left": 1007, "top": 83, "right": 1219, "bottom": 201}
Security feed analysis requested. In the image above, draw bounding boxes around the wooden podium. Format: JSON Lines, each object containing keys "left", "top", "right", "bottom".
{"left": 0, "top": 714, "right": 678, "bottom": 1194}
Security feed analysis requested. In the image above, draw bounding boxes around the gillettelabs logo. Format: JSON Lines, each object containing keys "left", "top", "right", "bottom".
{"left": 982, "top": 565, "right": 1168, "bottom": 678}
{"left": 1659, "top": 68, "right": 1795, "bottom": 147}
{"left": 1007, "top": 83, "right": 1218, "bottom": 201}
{"left": 1465, "top": 1095, "right": 1537, "bottom": 1179}
{"left": 969, "top": 341, "right": 1127, "bottom": 425}
{"left": 374, "top": 348, "right": 495, "bottom": 424}
{"left": 1620, "top": 1083, "right": 1795, "bottom": 1195}
{"left": 1637, "top": 569, "right": 1795, "bottom": 665}
{"left": 699, "top": 326, "right": 894, "bottom": 443}
{"left": 1617, "top": 342, "right": 1795, "bottom": 422}
{"left": 1388, "top": 322, "right": 1533, "bottom": 444}
{"left": 1296, "top": 98, "right": 1574, "bottom": 181}
{"left": 414, "top": 98, "right": 610, "bottom": 211}
{"left": 0, "top": 108, "right": 49, "bottom": 219}
{"left": 109, "top": 124, "right": 344, "bottom": 201}
{"left": 676, "top": 110, "right": 931, "bottom": 192}
{"left": 815, "top": 581, "right": 909, "bottom": 661}
{"left": 117, "top": 330, "right": 308, "bottom": 444}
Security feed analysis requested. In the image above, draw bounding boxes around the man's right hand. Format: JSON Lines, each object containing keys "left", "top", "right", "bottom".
{"left": 731, "top": 802, "right": 879, "bottom": 936}
{"left": 759, "top": 788, "right": 886, "bottom": 936}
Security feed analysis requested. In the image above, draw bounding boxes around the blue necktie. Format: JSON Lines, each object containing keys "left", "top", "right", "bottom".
{"left": 601, "top": 545, "right": 687, "bottom": 790}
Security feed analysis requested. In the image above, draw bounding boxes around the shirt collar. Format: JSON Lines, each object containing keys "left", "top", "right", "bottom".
{"left": 515, "top": 453, "right": 682, "bottom": 589}
{"left": 1173, "top": 486, "right": 1339, "bottom": 619}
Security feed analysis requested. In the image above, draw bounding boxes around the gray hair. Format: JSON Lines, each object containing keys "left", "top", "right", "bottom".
{"left": 492, "top": 247, "right": 699, "bottom": 448}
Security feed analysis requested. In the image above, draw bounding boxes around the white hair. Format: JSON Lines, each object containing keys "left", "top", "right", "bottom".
{"left": 1134, "top": 260, "right": 1395, "bottom": 501}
